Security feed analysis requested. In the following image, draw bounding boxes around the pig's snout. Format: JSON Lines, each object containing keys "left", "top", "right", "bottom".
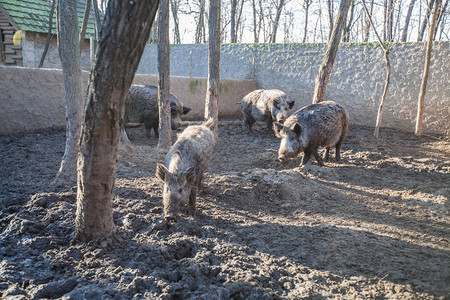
{"left": 278, "top": 154, "right": 286, "bottom": 162}
{"left": 165, "top": 212, "right": 178, "bottom": 222}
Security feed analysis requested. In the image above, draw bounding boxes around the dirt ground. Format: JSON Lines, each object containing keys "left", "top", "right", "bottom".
{"left": 0, "top": 121, "right": 449, "bottom": 299}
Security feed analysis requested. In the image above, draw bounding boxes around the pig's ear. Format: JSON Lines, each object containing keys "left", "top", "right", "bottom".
{"left": 273, "top": 98, "right": 280, "bottom": 108}
{"left": 291, "top": 122, "right": 302, "bottom": 136}
{"left": 170, "top": 104, "right": 179, "bottom": 112}
{"left": 182, "top": 106, "right": 191, "bottom": 115}
{"left": 287, "top": 100, "right": 295, "bottom": 109}
{"left": 156, "top": 164, "right": 168, "bottom": 181}
{"left": 183, "top": 167, "right": 196, "bottom": 186}
{"left": 273, "top": 122, "right": 283, "bottom": 138}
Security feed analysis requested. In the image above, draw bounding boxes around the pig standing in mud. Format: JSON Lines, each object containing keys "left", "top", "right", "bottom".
{"left": 125, "top": 85, "right": 191, "bottom": 138}
{"left": 275, "top": 101, "right": 349, "bottom": 166}
{"left": 238, "top": 89, "right": 295, "bottom": 134}
{"left": 156, "top": 119, "right": 216, "bottom": 221}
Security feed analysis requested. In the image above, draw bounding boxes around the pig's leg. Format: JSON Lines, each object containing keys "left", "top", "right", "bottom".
{"left": 313, "top": 150, "right": 325, "bottom": 166}
{"left": 301, "top": 151, "right": 312, "bottom": 166}
{"left": 187, "top": 188, "right": 197, "bottom": 216}
{"left": 324, "top": 147, "right": 331, "bottom": 161}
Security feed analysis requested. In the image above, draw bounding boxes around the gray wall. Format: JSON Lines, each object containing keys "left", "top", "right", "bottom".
{"left": 137, "top": 42, "right": 450, "bottom": 136}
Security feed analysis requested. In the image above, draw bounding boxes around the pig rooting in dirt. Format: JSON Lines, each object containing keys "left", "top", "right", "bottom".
{"left": 155, "top": 119, "right": 216, "bottom": 221}
{"left": 125, "top": 85, "right": 191, "bottom": 138}
{"left": 238, "top": 89, "right": 295, "bottom": 134}
{"left": 275, "top": 101, "right": 349, "bottom": 166}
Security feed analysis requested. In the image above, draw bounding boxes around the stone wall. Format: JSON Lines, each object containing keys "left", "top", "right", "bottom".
{"left": 0, "top": 66, "right": 255, "bottom": 135}
{"left": 137, "top": 42, "right": 450, "bottom": 136}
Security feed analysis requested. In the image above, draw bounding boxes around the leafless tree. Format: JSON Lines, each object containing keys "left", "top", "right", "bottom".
{"left": 269, "top": 0, "right": 287, "bottom": 43}
{"left": 363, "top": 0, "right": 374, "bottom": 41}
{"left": 75, "top": 0, "right": 159, "bottom": 242}
{"left": 158, "top": 0, "right": 172, "bottom": 151}
{"left": 415, "top": 0, "right": 442, "bottom": 137}
{"left": 362, "top": 0, "right": 392, "bottom": 137}
{"left": 52, "top": 0, "right": 82, "bottom": 188}
{"left": 312, "top": 0, "right": 353, "bottom": 103}
{"left": 79, "top": 0, "right": 92, "bottom": 52}
{"left": 418, "top": 0, "right": 436, "bottom": 41}
{"left": 205, "top": 0, "right": 220, "bottom": 138}
{"left": 302, "top": 0, "right": 313, "bottom": 43}
{"left": 251, "top": 0, "right": 264, "bottom": 42}
{"left": 343, "top": 0, "right": 356, "bottom": 42}
{"left": 401, "top": 0, "right": 416, "bottom": 41}
{"left": 39, "top": 0, "right": 56, "bottom": 68}
{"left": 170, "top": 0, "right": 182, "bottom": 43}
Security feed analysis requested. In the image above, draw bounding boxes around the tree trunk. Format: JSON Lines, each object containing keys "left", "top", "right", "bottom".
{"left": 270, "top": 0, "right": 285, "bottom": 43}
{"left": 418, "top": 0, "right": 436, "bottom": 41}
{"left": 231, "top": 0, "right": 237, "bottom": 43}
{"left": 39, "top": 0, "right": 56, "bottom": 68}
{"left": 362, "top": 0, "right": 391, "bottom": 137}
{"left": 79, "top": 0, "right": 92, "bottom": 53}
{"left": 386, "top": 0, "right": 394, "bottom": 41}
{"left": 302, "top": 0, "right": 312, "bottom": 43}
{"left": 363, "top": 0, "right": 374, "bottom": 41}
{"left": 52, "top": 0, "right": 82, "bottom": 188}
{"left": 374, "top": 50, "right": 391, "bottom": 137}
{"left": 158, "top": 0, "right": 172, "bottom": 152}
{"left": 343, "top": 0, "right": 355, "bottom": 42}
{"left": 401, "top": 0, "right": 416, "bottom": 42}
{"left": 170, "top": 0, "right": 181, "bottom": 43}
{"left": 415, "top": 0, "right": 441, "bottom": 137}
{"left": 75, "top": 0, "right": 159, "bottom": 242}
{"left": 433, "top": 0, "right": 448, "bottom": 39}
{"left": 327, "top": 0, "right": 334, "bottom": 38}
{"left": 312, "top": 0, "right": 353, "bottom": 104}
{"left": 195, "top": 0, "right": 206, "bottom": 43}
{"left": 205, "top": 0, "right": 220, "bottom": 138}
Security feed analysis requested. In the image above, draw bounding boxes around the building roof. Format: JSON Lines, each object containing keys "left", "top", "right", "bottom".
{"left": 0, "top": 0, "right": 98, "bottom": 38}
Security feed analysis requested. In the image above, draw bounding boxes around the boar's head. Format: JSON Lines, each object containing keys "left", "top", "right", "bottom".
{"left": 156, "top": 164, "right": 196, "bottom": 221}
{"left": 274, "top": 122, "right": 303, "bottom": 162}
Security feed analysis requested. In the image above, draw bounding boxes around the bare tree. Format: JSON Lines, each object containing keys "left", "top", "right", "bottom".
{"left": 269, "top": 0, "right": 286, "bottom": 43}
{"left": 170, "top": 0, "right": 182, "bottom": 43}
{"left": 418, "top": 0, "right": 436, "bottom": 41}
{"left": 39, "top": 0, "right": 56, "bottom": 68}
{"left": 251, "top": 0, "right": 263, "bottom": 42}
{"left": 327, "top": 0, "right": 335, "bottom": 38}
{"left": 302, "top": 0, "right": 313, "bottom": 43}
{"left": 362, "top": 0, "right": 391, "bottom": 137}
{"left": 158, "top": 0, "right": 172, "bottom": 151}
{"left": 386, "top": 0, "right": 394, "bottom": 41}
{"left": 52, "top": 0, "right": 82, "bottom": 188}
{"left": 415, "top": 0, "right": 442, "bottom": 137}
{"left": 312, "top": 0, "right": 353, "bottom": 103}
{"left": 75, "top": 0, "right": 159, "bottom": 242}
{"left": 205, "top": 0, "right": 220, "bottom": 137}
{"left": 401, "top": 0, "right": 416, "bottom": 41}
{"left": 79, "top": 0, "right": 92, "bottom": 52}
{"left": 433, "top": 0, "right": 448, "bottom": 38}
{"left": 343, "top": 0, "right": 355, "bottom": 42}
{"left": 195, "top": 0, "right": 207, "bottom": 43}
{"left": 363, "top": 0, "right": 374, "bottom": 41}
{"left": 231, "top": 0, "right": 238, "bottom": 42}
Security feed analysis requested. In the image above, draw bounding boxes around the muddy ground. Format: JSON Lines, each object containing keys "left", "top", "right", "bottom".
{"left": 0, "top": 122, "right": 449, "bottom": 299}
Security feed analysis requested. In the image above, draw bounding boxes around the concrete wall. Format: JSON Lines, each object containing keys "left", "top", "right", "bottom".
{"left": 137, "top": 42, "right": 450, "bottom": 136}
{"left": 0, "top": 66, "right": 256, "bottom": 135}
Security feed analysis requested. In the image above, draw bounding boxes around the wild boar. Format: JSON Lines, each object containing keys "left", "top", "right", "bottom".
{"left": 125, "top": 85, "right": 191, "bottom": 138}
{"left": 275, "top": 101, "right": 349, "bottom": 166}
{"left": 156, "top": 119, "right": 216, "bottom": 221}
{"left": 238, "top": 89, "right": 295, "bottom": 133}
